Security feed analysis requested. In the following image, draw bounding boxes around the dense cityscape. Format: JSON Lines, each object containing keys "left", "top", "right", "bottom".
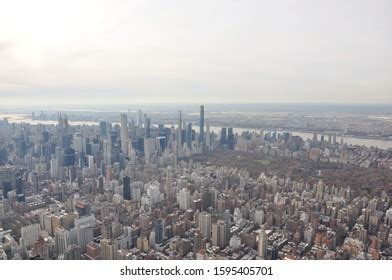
{"left": 0, "top": 105, "right": 391, "bottom": 260}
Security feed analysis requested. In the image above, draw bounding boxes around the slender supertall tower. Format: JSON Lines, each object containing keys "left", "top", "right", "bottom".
{"left": 199, "top": 105, "right": 205, "bottom": 146}
{"left": 137, "top": 110, "right": 143, "bottom": 127}
{"left": 186, "top": 123, "right": 192, "bottom": 148}
{"left": 205, "top": 121, "right": 210, "bottom": 149}
{"left": 177, "top": 110, "right": 182, "bottom": 156}
{"left": 120, "top": 113, "right": 128, "bottom": 155}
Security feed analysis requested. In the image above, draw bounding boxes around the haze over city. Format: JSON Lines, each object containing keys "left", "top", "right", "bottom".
{"left": 1, "top": 0, "right": 392, "bottom": 106}
{"left": 1, "top": 0, "right": 392, "bottom": 264}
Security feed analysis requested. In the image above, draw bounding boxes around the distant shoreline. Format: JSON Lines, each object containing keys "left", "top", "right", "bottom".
{"left": 1, "top": 113, "right": 392, "bottom": 149}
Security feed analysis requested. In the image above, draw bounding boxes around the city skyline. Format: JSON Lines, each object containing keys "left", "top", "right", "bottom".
{"left": 1, "top": 1, "right": 392, "bottom": 277}
{"left": 1, "top": 0, "right": 392, "bottom": 106}
{"left": 1, "top": 104, "right": 392, "bottom": 260}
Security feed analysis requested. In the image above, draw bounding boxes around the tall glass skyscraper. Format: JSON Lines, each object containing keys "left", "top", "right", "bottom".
{"left": 123, "top": 175, "right": 131, "bottom": 200}
{"left": 199, "top": 105, "right": 205, "bottom": 146}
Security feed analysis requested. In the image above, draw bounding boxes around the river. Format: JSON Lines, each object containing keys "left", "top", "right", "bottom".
{"left": 1, "top": 113, "right": 391, "bottom": 150}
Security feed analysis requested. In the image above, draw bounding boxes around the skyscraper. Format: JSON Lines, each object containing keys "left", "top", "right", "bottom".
{"left": 16, "top": 176, "right": 25, "bottom": 202}
{"left": 146, "top": 118, "right": 151, "bottom": 138}
{"left": 64, "top": 147, "right": 75, "bottom": 167}
{"left": 20, "top": 224, "right": 40, "bottom": 249}
{"left": 103, "top": 138, "right": 112, "bottom": 166}
{"left": 100, "top": 238, "right": 114, "bottom": 260}
{"left": 205, "top": 121, "right": 210, "bottom": 149}
{"left": 74, "top": 215, "right": 96, "bottom": 252}
{"left": 120, "top": 113, "right": 128, "bottom": 155}
{"left": 193, "top": 231, "right": 205, "bottom": 254}
{"left": 144, "top": 138, "right": 156, "bottom": 163}
{"left": 199, "top": 105, "right": 205, "bottom": 146}
{"left": 212, "top": 220, "right": 226, "bottom": 249}
{"left": 221, "top": 210, "right": 231, "bottom": 243}
{"left": 199, "top": 211, "right": 211, "bottom": 240}
{"left": 258, "top": 230, "right": 268, "bottom": 258}
{"left": 178, "top": 188, "right": 191, "bottom": 210}
{"left": 186, "top": 122, "right": 192, "bottom": 148}
{"left": 54, "top": 227, "right": 67, "bottom": 256}
{"left": 137, "top": 110, "right": 144, "bottom": 127}
{"left": 154, "top": 220, "right": 164, "bottom": 244}
{"left": 2, "top": 181, "right": 12, "bottom": 199}
{"left": 15, "top": 176, "right": 23, "bottom": 194}
{"left": 73, "top": 132, "right": 85, "bottom": 153}
{"left": 123, "top": 175, "right": 131, "bottom": 200}
{"left": 177, "top": 110, "right": 182, "bottom": 156}
{"left": 227, "top": 127, "right": 235, "bottom": 150}
{"left": 220, "top": 127, "right": 227, "bottom": 146}
{"left": 313, "top": 133, "right": 318, "bottom": 143}
{"left": 64, "top": 244, "right": 82, "bottom": 260}
{"left": 99, "top": 120, "right": 108, "bottom": 138}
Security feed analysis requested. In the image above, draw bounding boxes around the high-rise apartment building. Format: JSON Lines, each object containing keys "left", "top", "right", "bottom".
{"left": 258, "top": 230, "right": 268, "bottom": 258}
{"left": 178, "top": 188, "right": 191, "bottom": 210}
{"left": 120, "top": 113, "right": 128, "bottom": 155}
{"left": 212, "top": 220, "right": 226, "bottom": 249}
{"left": 199, "top": 211, "right": 211, "bottom": 240}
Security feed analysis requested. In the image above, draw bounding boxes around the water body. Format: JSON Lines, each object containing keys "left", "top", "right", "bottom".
{"left": 1, "top": 113, "right": 392, "bottom": 150}
{"left": 165, "top": 124, "right": 392, "bottom": 150}
{"left": 0, "top": 113, "right": 97, "bottom": 126}
{"left": 206, "top": 126, "right": 392, "bottom": 150}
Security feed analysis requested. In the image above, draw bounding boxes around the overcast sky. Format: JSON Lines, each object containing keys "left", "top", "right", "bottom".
{"left": 0, "top": 0, "right": 391, "bottom": 106}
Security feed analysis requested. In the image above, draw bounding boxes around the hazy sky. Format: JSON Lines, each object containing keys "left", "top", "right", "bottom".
{"left": 0, "top": 0, "right": 391, "bottom": 106}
